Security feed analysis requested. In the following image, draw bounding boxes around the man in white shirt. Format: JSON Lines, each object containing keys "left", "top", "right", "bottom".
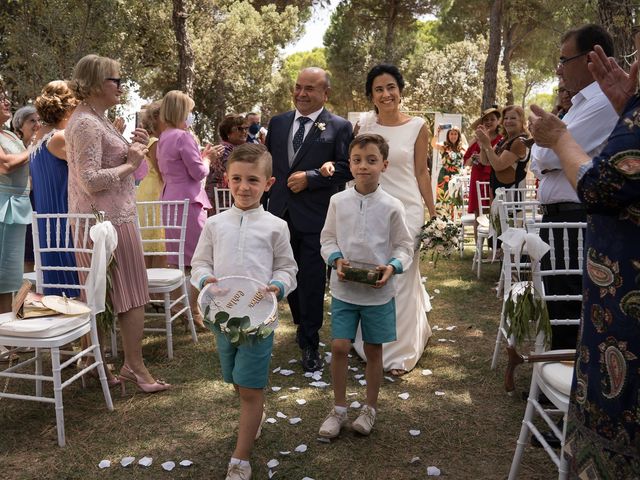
{"left": 530, "top": 24, "right": 618, "bottom": 350}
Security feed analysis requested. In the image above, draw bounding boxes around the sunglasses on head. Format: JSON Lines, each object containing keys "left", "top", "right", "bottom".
{"left": 106, "top": 77, "right": 123, "bottom": 88}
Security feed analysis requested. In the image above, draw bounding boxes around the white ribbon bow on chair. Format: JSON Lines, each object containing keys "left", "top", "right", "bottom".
{"left": 498, "top": 228, "right": 550, "bottom": 278}
{"left": 86, "top": 221, "right": 118, "bottom": 314}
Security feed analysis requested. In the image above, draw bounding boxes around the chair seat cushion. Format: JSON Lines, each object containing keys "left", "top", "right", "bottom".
{"left": 460, "top": 213, "right": 475, "bottom": 225}
{"left": 538, "top": 353, "right": 575, "bottom": 397}
{"left": 0, "top": 312, "right": 89, "bottom": 338}
{"left": 23, "top": 271, "right": 37, "bottom": 284}
{"left": 147, "top": 268, "right": 184, "bottom": 287}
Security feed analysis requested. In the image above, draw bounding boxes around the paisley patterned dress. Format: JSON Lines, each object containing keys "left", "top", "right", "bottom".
{"left": 565, "top": 95, "right": 640, "bottom": 478}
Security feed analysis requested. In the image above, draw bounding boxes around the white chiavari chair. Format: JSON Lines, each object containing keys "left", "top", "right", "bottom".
{"left": 213, "top": 187, "right": 233, "bottom": 214}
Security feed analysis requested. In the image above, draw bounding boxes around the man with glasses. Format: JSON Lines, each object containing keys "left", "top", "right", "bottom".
{"left": 530, "top": 24, "right": 618, "bottom": 350}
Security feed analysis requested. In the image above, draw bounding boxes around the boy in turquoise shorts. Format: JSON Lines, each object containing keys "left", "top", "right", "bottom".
{"left": 191, "top": 143, "right": 297, "bottom": 480}
{"left": 319, "top": 133, "right": 414, "bottom": 438}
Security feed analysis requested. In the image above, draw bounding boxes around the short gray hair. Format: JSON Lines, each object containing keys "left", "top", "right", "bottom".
{"left": 12, "top": 105, "right": 37, "bottom": 135}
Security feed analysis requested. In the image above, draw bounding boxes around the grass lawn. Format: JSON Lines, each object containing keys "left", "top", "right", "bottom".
{"left": 0, "top": 249, "right": 557, "bottom": 479}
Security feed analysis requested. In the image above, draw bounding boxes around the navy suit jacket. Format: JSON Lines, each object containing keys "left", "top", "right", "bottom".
{"left": 265, "top": 108, "right": 353, "bottom": 234}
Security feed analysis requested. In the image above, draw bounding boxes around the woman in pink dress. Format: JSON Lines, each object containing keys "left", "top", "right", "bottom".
{"left": 66, "top": 54, "right": 169, "bottom": 392}
{"left": 156, "top": 90, "right": 211, "bottom": 327}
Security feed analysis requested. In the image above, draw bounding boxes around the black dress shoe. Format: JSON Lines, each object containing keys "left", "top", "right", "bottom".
{"left": 301, "top": 347, "right": 324, "bottom": 372}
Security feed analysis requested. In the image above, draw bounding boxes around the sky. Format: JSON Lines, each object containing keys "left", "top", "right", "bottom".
{"left": 283, "top": 0, "right": 341, "bottom": 55}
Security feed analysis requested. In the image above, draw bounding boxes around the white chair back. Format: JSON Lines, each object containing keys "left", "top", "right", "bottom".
{"left": 137, "top": 199, "right": 189, "bottom": 271}
{"left": 213, "top": 187, "right": 232, "bottom": 214}
{"left": 498, "top": 200, "right": 541, "bottom": 236}
{"left": 504, "top": 186, "right": 537, "bottom": 203}
{"left": 476, "top": 180, "right": 491, "bottom": 217}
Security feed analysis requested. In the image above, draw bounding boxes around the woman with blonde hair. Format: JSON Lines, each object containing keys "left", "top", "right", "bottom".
{"left": 156, "top": 90, "right": 211, "bottom": 329}
{"left": 30, "top": 80, "right": 79, "bottom": 296}
{"left": 476, "top": 105, "right": 531, "bottom": 195}
{"left": 66, "top": 54, "right": 169, "bottom": 392}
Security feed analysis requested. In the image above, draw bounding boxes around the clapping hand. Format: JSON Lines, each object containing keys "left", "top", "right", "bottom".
{"left": 130, "top": 127, "right": 149, "bottom": 145}
{"left": 319, "top": 161, "right": 335, "bottom": 177}
{"left": 373, "top": 264, "right": 394, "bottom": 289}
{"left": 588, "top": 45, "right": 638, "bottom": 114}
{"left": 528, "top": 105, "right": 568, "bottom": 148}
{"left": 475, "top": 124, "right": 490, "bottom": 147}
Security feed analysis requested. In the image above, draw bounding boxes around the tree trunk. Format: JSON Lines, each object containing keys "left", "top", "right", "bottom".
{"left": 597, "top": 0, "right": 635, "bottom": 69}
{"left": 482, "top": 0, "right": 503, "bottom": 110}
{"left": 172, "top": 0, "right": 195, "bottom": 96}
{"left": 502, "top": 23, "right": 514, "bottom": 106}
{"left": 384, "top": 0, "right": 398, "bottom": 63}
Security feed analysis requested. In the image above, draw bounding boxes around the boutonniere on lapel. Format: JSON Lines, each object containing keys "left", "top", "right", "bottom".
{"left": 315, "top": 122, "right": 326, "bottom": 131}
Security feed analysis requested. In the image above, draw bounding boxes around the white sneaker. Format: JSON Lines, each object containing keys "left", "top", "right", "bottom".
{"left": 255, "top": 410, "right": 266, "bottom": 440}
{"left": 352, "top": 405, "right": 376, "bottom": 435}
{"left": 226, "top": 462, "right": 252, "bottom": 480}
{"left": 319, "top": 407, "right": 348, "bottom": 438}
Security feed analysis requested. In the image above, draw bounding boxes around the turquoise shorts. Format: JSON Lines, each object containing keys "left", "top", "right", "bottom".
{"left": 331, "top": 297, "right": 396, "bottom": 344}
{"left": 214, "top": 330, "right": 274, "bottom": 389}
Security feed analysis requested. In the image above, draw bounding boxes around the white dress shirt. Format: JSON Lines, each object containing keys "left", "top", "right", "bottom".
{"left": 320, "top": 186, "right": 414, "bottom": 306}
{"left": 191, "top": 205, "right": 298, "bottom": 303}
{"left": 530, "top": 81, "right": 618, "bottom": 204}
{"left": 290, "top": 107, "right": 324, "bottom": 145}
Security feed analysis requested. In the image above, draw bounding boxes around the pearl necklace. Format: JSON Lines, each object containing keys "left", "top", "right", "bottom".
{"left": 83, "top": 101, "right": 130, "bottom": 147}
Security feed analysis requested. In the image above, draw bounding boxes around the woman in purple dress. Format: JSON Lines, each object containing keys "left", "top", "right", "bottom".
{"left": 156, "top": 90, "right": 211, "bottom": 327}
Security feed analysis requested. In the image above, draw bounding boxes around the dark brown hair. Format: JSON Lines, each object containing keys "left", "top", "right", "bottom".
{"left": 219, "top": 114, "right": 245, "bottom": 141}
{"left": 349, "top": 133, "right": 389, "bottom": 160}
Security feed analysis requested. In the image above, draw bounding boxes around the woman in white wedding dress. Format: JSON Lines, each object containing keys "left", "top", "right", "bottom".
{"left": 353, "top": 64, "right": 437, "bottom": 375}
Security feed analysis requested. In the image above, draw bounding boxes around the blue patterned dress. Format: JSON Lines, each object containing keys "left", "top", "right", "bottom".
{"left": 565, "top": 95, "right": 640, "bottom": 477}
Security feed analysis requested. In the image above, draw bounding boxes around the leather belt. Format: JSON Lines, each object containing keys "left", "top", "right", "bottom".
{"left": 540, "top": 202, "right": 585, "bottom": 216}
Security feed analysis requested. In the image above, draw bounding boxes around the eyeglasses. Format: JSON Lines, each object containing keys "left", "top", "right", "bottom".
{"left": 105, "top": 77, "right": 123, "bottom": 88}
{"left": 557, "top": 52, "right": 587, "bottom": 68}
{"left": 234, "top": 126, "right": 249, "bottom": 132}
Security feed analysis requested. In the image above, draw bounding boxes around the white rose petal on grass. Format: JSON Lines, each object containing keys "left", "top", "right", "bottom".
{"left": 434, "top": 289, "right": 441, "bottom": 294}
{"left": 272, "top": 367, "right": 281, "bottom": 373}
{"left": 271, "top": 386, "right": 282, "bottom": 392}
{"left": 120, "top": 457, "right": 135, "bottom": 467}
{"left": 359, "top": 379, "right": 367, "bottom": 386}
{"left": 267, "top": 459, "right": 280, "bottom": 469}
{"left": 445, "top": 326, "right": 456, "bottom": 331}
{"left": 302, "top": 477, "right": 316, "bottom": 480}
{"left": 312, "top": 372, "right": 323, "bottom": 381}
{"left": 350, "top": 401, "right": 361, "bottom": 409}
{"left": 448, "top": 339, "right": 457, "bottom": 343}
{"left": 410, "top": 456, "right": 421, "bottom": 464}
{"left": 310, "top": 381, "right": 330, "bottom": 388}
{"left": 268, "top": 470, "right": 276, "bottom": 479}
{"left": 384, "top": 376, "right": 395, "bottom": 382}
{"left": 289, "top": 417, "right": 302, "bottom": 425}
{"left": 276, "top": 411, "right": 288, "bottom": 419}
{"left": 348, "top": 366, "right": 358, "bottom": 372}
{"left": 319, "top": 342, "right": 326, "bottom": 347}
{"left": 438, "top": 338, "right": 447, "bottom": 343}
{"left": 422, "top": 369, "right": 433, "bottom": 376}
{"left": 278, "top": 395, "right": 289, "bottom": 400}
{"left": 317, "top": 437, "right": 331, "bottom": 443}
{"left": 161, "top": 461, "right": 175, "bottom": 472}
{"left": 347, "top": 392, "right": 358, "bottom": 396}
{"left": 435, "top": 391, "right": 446, "bottom": 396}
{"left": 98, "top": 460, "right": 111, "bottom": 469}
{"left": 294, "top": 444, "right": 308, "bottom": 453}
{"left": 427, "top": 466, "right": 441, "bottom": 476}
{"left": 354, "top": 374, "right": 364, "bottom": 380}
{"left": 279, "top": 369, "right": 295, "bottom": 376}
{"left": 398, "top": 392, "right": 410, "bottom": 400}
{"left": 138, "top": 457, "right": 153, "bottom": 467}
{"left": 296, "top": 398, "right": 307, "bottom": 405}
{"left": 304, "top": 372, "right": 314, "bottom": 378}
{"left": 266, "top": 417, "right": 277, "bottom": 424}
{"left": 409, "top": 430, "right": 421, "bottom": 436}
{"left": 289, "top": 387, "right": 300, "bottom": 391}
{"left": 280, "top": 451, "right": 291, "bottom": 456}
{"left": 179, "top": 460, "right": 193, "bottom": 467}
{"left": 288, "top": 359, "right": 297, "bottom": 364}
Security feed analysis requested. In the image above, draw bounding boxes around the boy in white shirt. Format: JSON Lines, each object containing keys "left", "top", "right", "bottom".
{"left": 318, "top": 134, "right": 413, "bottom": 438}
{"left": 191, "top": 143, "right": 297, "bottom": 480}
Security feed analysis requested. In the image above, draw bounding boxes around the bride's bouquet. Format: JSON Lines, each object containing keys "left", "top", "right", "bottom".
{"left": 418, "top": 215, "right": 460, "bottom": 267}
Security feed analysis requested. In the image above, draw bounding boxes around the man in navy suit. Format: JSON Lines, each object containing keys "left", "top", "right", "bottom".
{"left": 265, "top": 67, "right": 352, "bottom": 371}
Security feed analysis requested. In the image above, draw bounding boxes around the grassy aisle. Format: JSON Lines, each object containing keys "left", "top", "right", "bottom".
{"left": 1, "top": 251, "right": 556, "bottom": 479}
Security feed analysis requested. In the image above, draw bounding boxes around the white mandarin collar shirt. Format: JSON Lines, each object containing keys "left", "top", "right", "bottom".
{"left": 320, "top": 186, "right": 414, "bottom": 306}
{"left": 530, "top": 81, "right": 618, "bottom": 204}
{"left": 190, "top": 204, "right": 298, "bottom": 305}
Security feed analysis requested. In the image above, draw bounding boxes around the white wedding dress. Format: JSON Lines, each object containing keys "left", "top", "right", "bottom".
{"left": 353, "top": 111, "right": 432, "bottom": 372}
